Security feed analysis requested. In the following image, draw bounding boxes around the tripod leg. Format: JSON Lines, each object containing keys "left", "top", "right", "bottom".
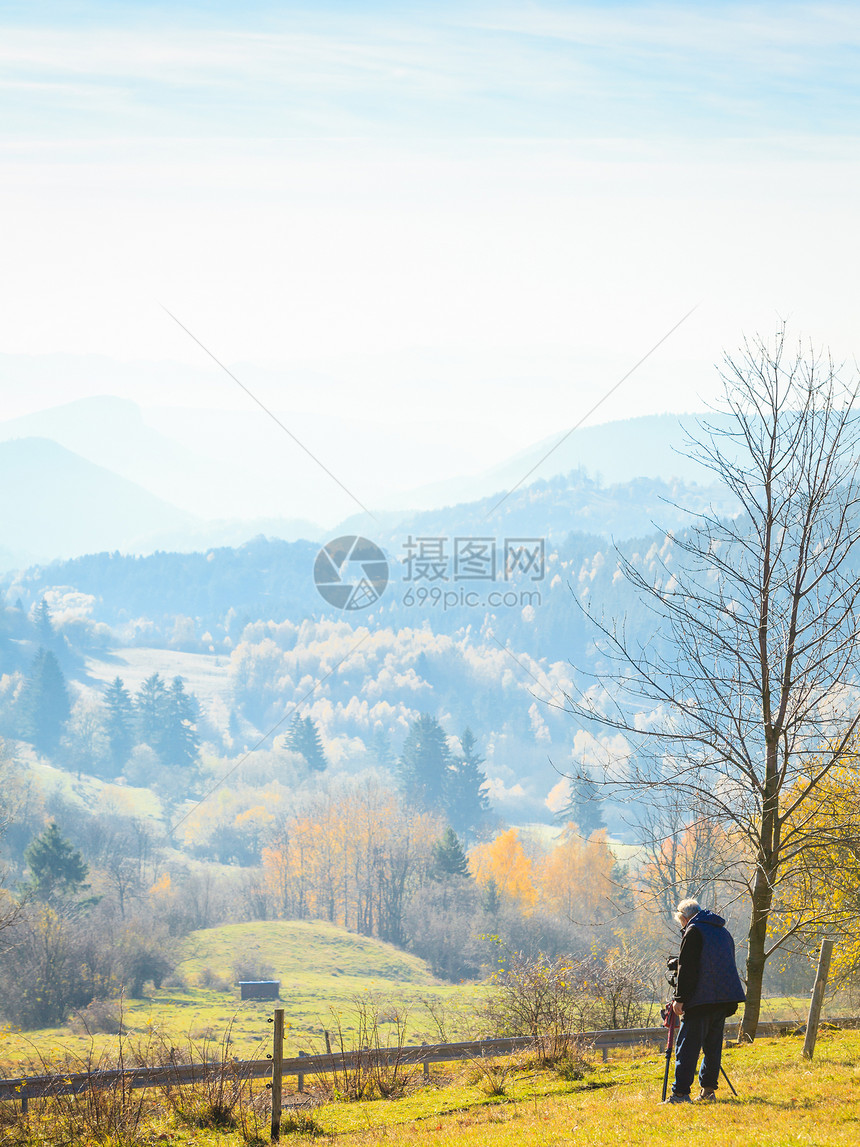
{"left": 662, "top": 1050, "right": 672, "bottom": 1102}
{"left": 720, "top": 1064, "right": 738, "bottom": 1096}
{"left": 661, "top": 1014, "right": 677, "bottom": 1102}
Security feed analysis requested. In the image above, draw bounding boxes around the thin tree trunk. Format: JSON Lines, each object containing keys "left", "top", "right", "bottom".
{"left": 742, "top": 860, "right": 774, "bottom": 1039}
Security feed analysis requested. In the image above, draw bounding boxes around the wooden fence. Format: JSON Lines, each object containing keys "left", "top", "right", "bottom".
{"left": 0, "top": 1017, "right": 829, "bottom": 1113}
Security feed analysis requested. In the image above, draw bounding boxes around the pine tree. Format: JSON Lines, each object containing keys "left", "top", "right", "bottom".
{"left": 286, "top": 715, "right": 327, "bottom": 772}
{"left": 430, "top": 827, "right": 470, "bottom": 880}
{"left": 371, "top": 728, "right": 395, "bottom": 770}
{"left": 24, "top": 821, "right": 89, "bottom": 903}
{"left": 398, "top": 713, "right": 451, "bottom": 811}
{"left": 136, "top": 673, "right": 169, "bottom": 751}
{"left": 104, "top": 676, "right": 135, "bottom": 772}
{"left": 444, "top": 727, "right": 490, "bottom": 838}
{"left": 558, "top": 769, "right": 606, "bottom": 836}
{"left": 161, "top": 677, "right": 200, "bottom": 768}
{"left": 21, "top": 648, "right": 71, "bottom": 755}
{"left": 481, "top": 876, "right": 501, "bottom": 917}
{"left": 33, "top": 598, "right": 54, "bottom": 647}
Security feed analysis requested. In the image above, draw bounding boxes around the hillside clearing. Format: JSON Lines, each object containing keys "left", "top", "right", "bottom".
{"left": 0, "top": 921, "right": 467, "bottom": 1071}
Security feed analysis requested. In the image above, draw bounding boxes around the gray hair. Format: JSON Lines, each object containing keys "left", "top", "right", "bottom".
{"left": 674, "top": 898, "right": 701, "bottom": 926}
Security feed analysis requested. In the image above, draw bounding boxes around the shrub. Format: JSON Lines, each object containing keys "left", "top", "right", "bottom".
{"left": 465, "top": 1056, "right": 514, "bottom": 1096}
{"left": 69, "top": 998, "right": 124, "bottom": 1035}
{"left": 233, "top": 955, "right": 276, "bottom": 983}
{"left": 0, "top": 906, "right": 109, "bottom": 1028}
{"left": 3, "top": 1041, "right": 149, "bottom": 1145}
{"left": 198, "top": 965, "right": 231, "bottom": 991}
{"left": 318, "top": 993, "right": 420, "bottom": 1101}
{"left": 484, "top": 948, "right": 659, "bottom": 1062}
{"left": 156, "top": 1020, "right": 254, "bottom": 1130}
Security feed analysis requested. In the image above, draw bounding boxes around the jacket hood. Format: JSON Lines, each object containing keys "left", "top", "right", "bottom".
{"left": 688, "top": 909, "right": 726, "bottom": 929}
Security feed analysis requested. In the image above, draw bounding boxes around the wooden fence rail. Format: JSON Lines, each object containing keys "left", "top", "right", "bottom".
{"left": 0, "top": 1018, "right": 846, "bottom": 1111}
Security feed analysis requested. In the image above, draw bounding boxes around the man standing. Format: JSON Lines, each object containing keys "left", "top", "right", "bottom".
{"left": 665, "top": 898, "right": 746, "bottom": 1103}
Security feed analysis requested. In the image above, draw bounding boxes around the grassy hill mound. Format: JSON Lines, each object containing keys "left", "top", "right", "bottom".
{"left": 178, "top": 919, "right": 440, "bottom": 988}
{"left": 0, "top": 920, "right": 463, "bottom": 1071}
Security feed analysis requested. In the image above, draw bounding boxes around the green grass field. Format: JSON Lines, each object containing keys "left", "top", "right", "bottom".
{"left": 311, "top": 1028, "right": 860, "bottom": 1146}
{"left": 0, "top": 916, "right": 845, "bottom": 1147}
{"left": 2, "top": 1022, "right": 859, "bottom": 1145}
{"left": 0, "top": 920, "right": 822, "bottom": 1075}
{"left": 0, "top": 921, "right": 470, "bottom": 1072}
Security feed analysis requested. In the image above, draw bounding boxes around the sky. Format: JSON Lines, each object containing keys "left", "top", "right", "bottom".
{"left": 2, "top": 1, "right": 860, "bottom": 523}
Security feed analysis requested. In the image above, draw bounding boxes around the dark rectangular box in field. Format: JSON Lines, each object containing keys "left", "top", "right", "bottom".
{"left": 237, "top": 980, "right": 281, "bottom": 1000}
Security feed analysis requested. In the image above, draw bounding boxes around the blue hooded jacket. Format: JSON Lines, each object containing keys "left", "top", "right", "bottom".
{"left": 678, "top": 909, "right": 746, "bottom": 1010}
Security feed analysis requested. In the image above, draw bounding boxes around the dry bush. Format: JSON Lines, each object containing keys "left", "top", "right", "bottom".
{"left": 550, "top": 1041, "right": 595, "bottom": 1081}
{"left": 464, "top": 1055, "right": 515, "bottom": 1097}
{"left": 198, "top": 965, "right": 232, "bottom": 991}
{"left": 485, "top": 948, "right": 660, "bottom": 1062}
{"left": 1, "top": 1040, "right": 149, "bottom": 1146}
{"left": 153, "top": 1019, "right": 253, "bottom": 1130}
{"left": 485, "top": 951, "right": 590, "bottom": 1062}
{"left": 233, "top": 955, "right": 276, "bottom": 983}
{"left": 69, "top": 997, "right": 124, "bottom": 1035}
{"left": 315, "top": 993, "right": 422, "bottom": 1101}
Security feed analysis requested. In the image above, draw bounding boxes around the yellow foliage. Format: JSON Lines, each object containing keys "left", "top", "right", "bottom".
{"left": 469, "top": 828, "right": 537, "bottom": 913}
{"left": 534, "top": 825, "right": 617, "bottom": 924}
{"left": 149, "top": 872, "right": 171, "bottom": 898}
{"left": 779, "top": 762, "right": 860, "bottom": 980}
{"left": 261, "top": 778, "right": 442, "bottom": 934}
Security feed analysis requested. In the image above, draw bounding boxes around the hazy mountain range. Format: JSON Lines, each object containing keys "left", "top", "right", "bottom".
{"left": 0, "top": 396, "right": 738, "bottom": 569}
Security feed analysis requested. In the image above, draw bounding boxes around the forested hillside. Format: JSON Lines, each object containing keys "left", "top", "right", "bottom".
{"left": 0, "top": 451, "right": 834, "bottom": 1031}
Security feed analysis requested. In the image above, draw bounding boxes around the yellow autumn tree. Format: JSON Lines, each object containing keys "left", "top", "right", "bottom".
{"left": 535, "top": 825, "right": 618, "bottom": 924}
{"left": 262, "top": 778, "right": 441, "bottom": 944}
{"left": 778, "top": 762, "right": 860, "bottom": 982}
{"left": 469, "top": 828, "right": 537, "bottom": 914}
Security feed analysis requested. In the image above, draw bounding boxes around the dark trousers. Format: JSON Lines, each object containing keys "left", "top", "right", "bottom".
{"left": 672, "top": 1006, "right": 726, "bottom": 1095}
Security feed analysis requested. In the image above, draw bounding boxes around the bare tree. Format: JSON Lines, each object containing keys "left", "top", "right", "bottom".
{"left": 569, "top": 325, "right": 860, "bottom": 1038}
{"left": 635, "top": 792, "right": 741, "bottom": 927}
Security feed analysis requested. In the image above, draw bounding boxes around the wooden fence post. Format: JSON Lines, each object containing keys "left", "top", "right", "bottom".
{"left": 270, "top": 1008, "right": 284, "bottom": 1141}
{"left": 803, "top": 938, "right": 835, "bottom": 1060}
{"left": 298, "top": 1050, "right": 306, "bottom": 1093}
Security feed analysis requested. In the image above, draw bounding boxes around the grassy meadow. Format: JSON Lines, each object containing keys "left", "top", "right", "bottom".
{"left": 1, "top": 1023, "right": 859, "bottom": 1145}
{"left": 1, "top": 919, "right": 853, "bottom": 1146}
{"left": 0, "top": 921, "right": 473, "bottom": 1073}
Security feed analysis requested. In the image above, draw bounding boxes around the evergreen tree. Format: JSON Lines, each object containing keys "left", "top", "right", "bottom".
{"left": 136, "top": 673, "right": 169, "bottom": 750}
{"left": 481, "top": 876, "right": 501, "bottom": 917}
{"left": 398, "top": 713, "right": 451, "bottom": 811}
{"left": 430, "top": 827, "right": 470, "bottom": 880}
{"left": 161, "top": 677, "right": 200, "bottom": 768}
{"left": 286, "top": 714, "right": 327, "bottom": 772}
{"left": 135, "top": 673, "right": 200, "bottom": 768}
{"left": 558, "top": 769, "right": 606, "bottom": 836}
{"left": 444, "top": 727, "right": 490, "bottom": 838}
{"left": 21, "top": 648, "right": 70, "bottom": 755}
{"left": 33, "top": 598, "right": 54, "bottom": 647}
{"left": 104, "top": 676, "right": 135, "bottom": 772}
{"left": 24, "top": 821, "right": 89, "bottom": 903}
{"left": 371, "top": 727, "right": 395, "bottom": 770}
